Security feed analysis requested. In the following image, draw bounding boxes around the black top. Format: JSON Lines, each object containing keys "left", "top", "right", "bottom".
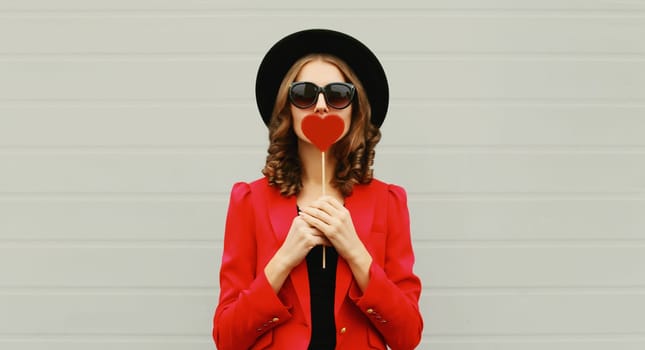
{"left": 306, "top": 245, "right": 338, "bottom": 349}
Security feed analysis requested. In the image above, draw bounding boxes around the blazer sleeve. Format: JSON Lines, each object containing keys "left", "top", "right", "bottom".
{"left": 213, "top": 182, "right": 292, "bottom": 350}
{"left": 349, "top": 184, "right": 423, "bottom": 350}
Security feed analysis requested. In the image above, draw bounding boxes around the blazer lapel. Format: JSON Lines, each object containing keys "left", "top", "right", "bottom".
{"left": 267, "top": 187, "right": 297, "bottom": 243}
{"left": 265, "top": 186, "right": 313, "bottom": 324}
{"left": 344, "top": 183, "right": 376, "bottom": 244}
{"left": 335, "top": 183, "right": 376, "bottom": 315}
{"left": 290, "top": 260, "right": 311, "bottom": 326}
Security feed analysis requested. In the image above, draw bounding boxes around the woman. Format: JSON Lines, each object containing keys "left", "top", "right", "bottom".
{"left": 213, "top": 29, "right": 423, "bottom": 350}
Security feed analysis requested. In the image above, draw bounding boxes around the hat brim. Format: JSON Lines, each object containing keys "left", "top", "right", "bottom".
{"left": 255, "top": 29, "right": 389, "bottom": 128}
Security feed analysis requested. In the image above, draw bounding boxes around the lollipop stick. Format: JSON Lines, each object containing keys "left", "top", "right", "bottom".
{"left": 322, "top": 151, "right": 326, "bottom": 269}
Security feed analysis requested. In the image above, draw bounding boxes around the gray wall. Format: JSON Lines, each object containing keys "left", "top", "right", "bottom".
{"left": 1, "top": 0, "right": 645, "bottom": 349}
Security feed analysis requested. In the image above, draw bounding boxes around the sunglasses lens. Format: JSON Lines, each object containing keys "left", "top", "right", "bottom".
{"left": 290, "top": 82, "right": 318, "bottom": 108}
{"left": 325, "top": 83, "right": 354, "bottom": 109}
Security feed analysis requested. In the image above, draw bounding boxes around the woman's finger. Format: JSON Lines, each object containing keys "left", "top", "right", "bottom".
{"left": 306, "top": 227, "right": 325, "bottom": 238}
{"left": 313, "top": 200, "right": 337, "bottom": 217}
{"left": 299, "top": 211, "right": 330, "bottom": 233}
{"left": 300, "top": 207, "right": 332, "bottom": 225}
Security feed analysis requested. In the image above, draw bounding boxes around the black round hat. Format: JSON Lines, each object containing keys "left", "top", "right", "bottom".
{"left": 255, "top": 29, "right": 389, "bottom": 127}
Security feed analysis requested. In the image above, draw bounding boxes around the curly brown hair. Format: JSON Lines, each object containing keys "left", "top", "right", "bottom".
{"left": 261, "top": 54, "right": 381, "bottom": 197}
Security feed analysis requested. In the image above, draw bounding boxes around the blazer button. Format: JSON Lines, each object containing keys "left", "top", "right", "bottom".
{"left": 340, "top": 327, "right": 347, "bottom": 334}
{"left": 366, "top": 308, "right": 374, "bottom": 314}
{"left": 272, "top": 317, "right": 280, "bottom": 323}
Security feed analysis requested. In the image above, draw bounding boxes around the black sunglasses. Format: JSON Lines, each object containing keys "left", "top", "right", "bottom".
{"left": 289, "top": 81, "right": 355, "bottom": 109}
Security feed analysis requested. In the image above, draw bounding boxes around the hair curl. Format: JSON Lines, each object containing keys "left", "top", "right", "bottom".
{"left": 261, "top": 54, "right": 381, "bottom": 197}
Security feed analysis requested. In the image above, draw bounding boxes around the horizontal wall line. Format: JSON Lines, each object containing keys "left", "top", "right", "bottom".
{"left": 426, "top": 286, "right": 645, "bottom": 295}
{"left": 2, "top": 52, "right": 645, "bottom": 61}
{"left": 407, "top": 193, "right": 645, "bottom": 200}
{"left": 425, "top": 332, "right": 645, "bottom": 339}
{"left": 0, "top": 237, "right": 645, "bottom": 245}
{"left": 1, "top": 9, "right": 645, "bottom": 17}
{"left": 2, "top": 237, "right": 645, "bottom": 246}
{"left": 2, "top": 97, "right": 645, "bottom": 106}
{"left": 2, "top": 329, "right": 643, "bottom": 340}
{"left": 0, "top": 286, "right": 216, "bottom": 295}
{"left": 422, "top": 330, "right": 645, "bottom": 344}
{"left": 414, "top": 240, "right": 645, "bottom": 248}
{"left": 0, "top": 146, "right": 265, "bottom": 154}
{"left": 0, "top": 333, "right": 209, "bottom": 340}
{"left": 0, "top": 193, "right": 228, "bottom": 201}
{"left": 1, "top": 286, "right": 645, "bottom": 295}
{"left": 0, "top": 333, "right": 644, "bottom": 343}
{"left": 2, "top": 145, "right": 645, "bottom": 154}
{"left": 0, "top": 241, "right": 220, "bottom": 248}
{"left": 393, "top": 98, "right": 645, "bottom": 106}
{"left": 1, "top": 192, "right": 644, "bottom": 200}
{"left": 1, "top": 239, "right": 645, "bottom": 247}
{"left": 417, "top": 239, "right": 645, "bottom": 245}
{"left": 0, "top": 238, "right": 645, "bottom": 249}
{"left": 0, "top": 98, "right": 252, "bottom": 104}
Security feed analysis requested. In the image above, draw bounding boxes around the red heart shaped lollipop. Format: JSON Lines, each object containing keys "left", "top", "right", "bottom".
{"left": 301, "top": 114, "right": 345, "bottom": 152}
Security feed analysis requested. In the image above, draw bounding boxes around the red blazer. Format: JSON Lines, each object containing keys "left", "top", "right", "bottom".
{"left": 213, "top": 177, "right": 423, "bottom": 350}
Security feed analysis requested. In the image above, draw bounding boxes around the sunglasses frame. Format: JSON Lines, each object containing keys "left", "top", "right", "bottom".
{"left": 288, "top": 81, "right": 356, "bottom": 109}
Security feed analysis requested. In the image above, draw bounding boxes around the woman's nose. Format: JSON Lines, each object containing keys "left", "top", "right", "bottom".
{"left": 314, "top": 92, "right": 329, "bottom": 113}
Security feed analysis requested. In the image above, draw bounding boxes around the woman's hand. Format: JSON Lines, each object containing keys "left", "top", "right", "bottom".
{"left": 278, "top": 216, "right": 331, "bottom": 269}
{"left": 299, "top": 196, "right": 373, "bottom": 291}
{"left": 264, "top": 215, "right": 330, "bottom": 293}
